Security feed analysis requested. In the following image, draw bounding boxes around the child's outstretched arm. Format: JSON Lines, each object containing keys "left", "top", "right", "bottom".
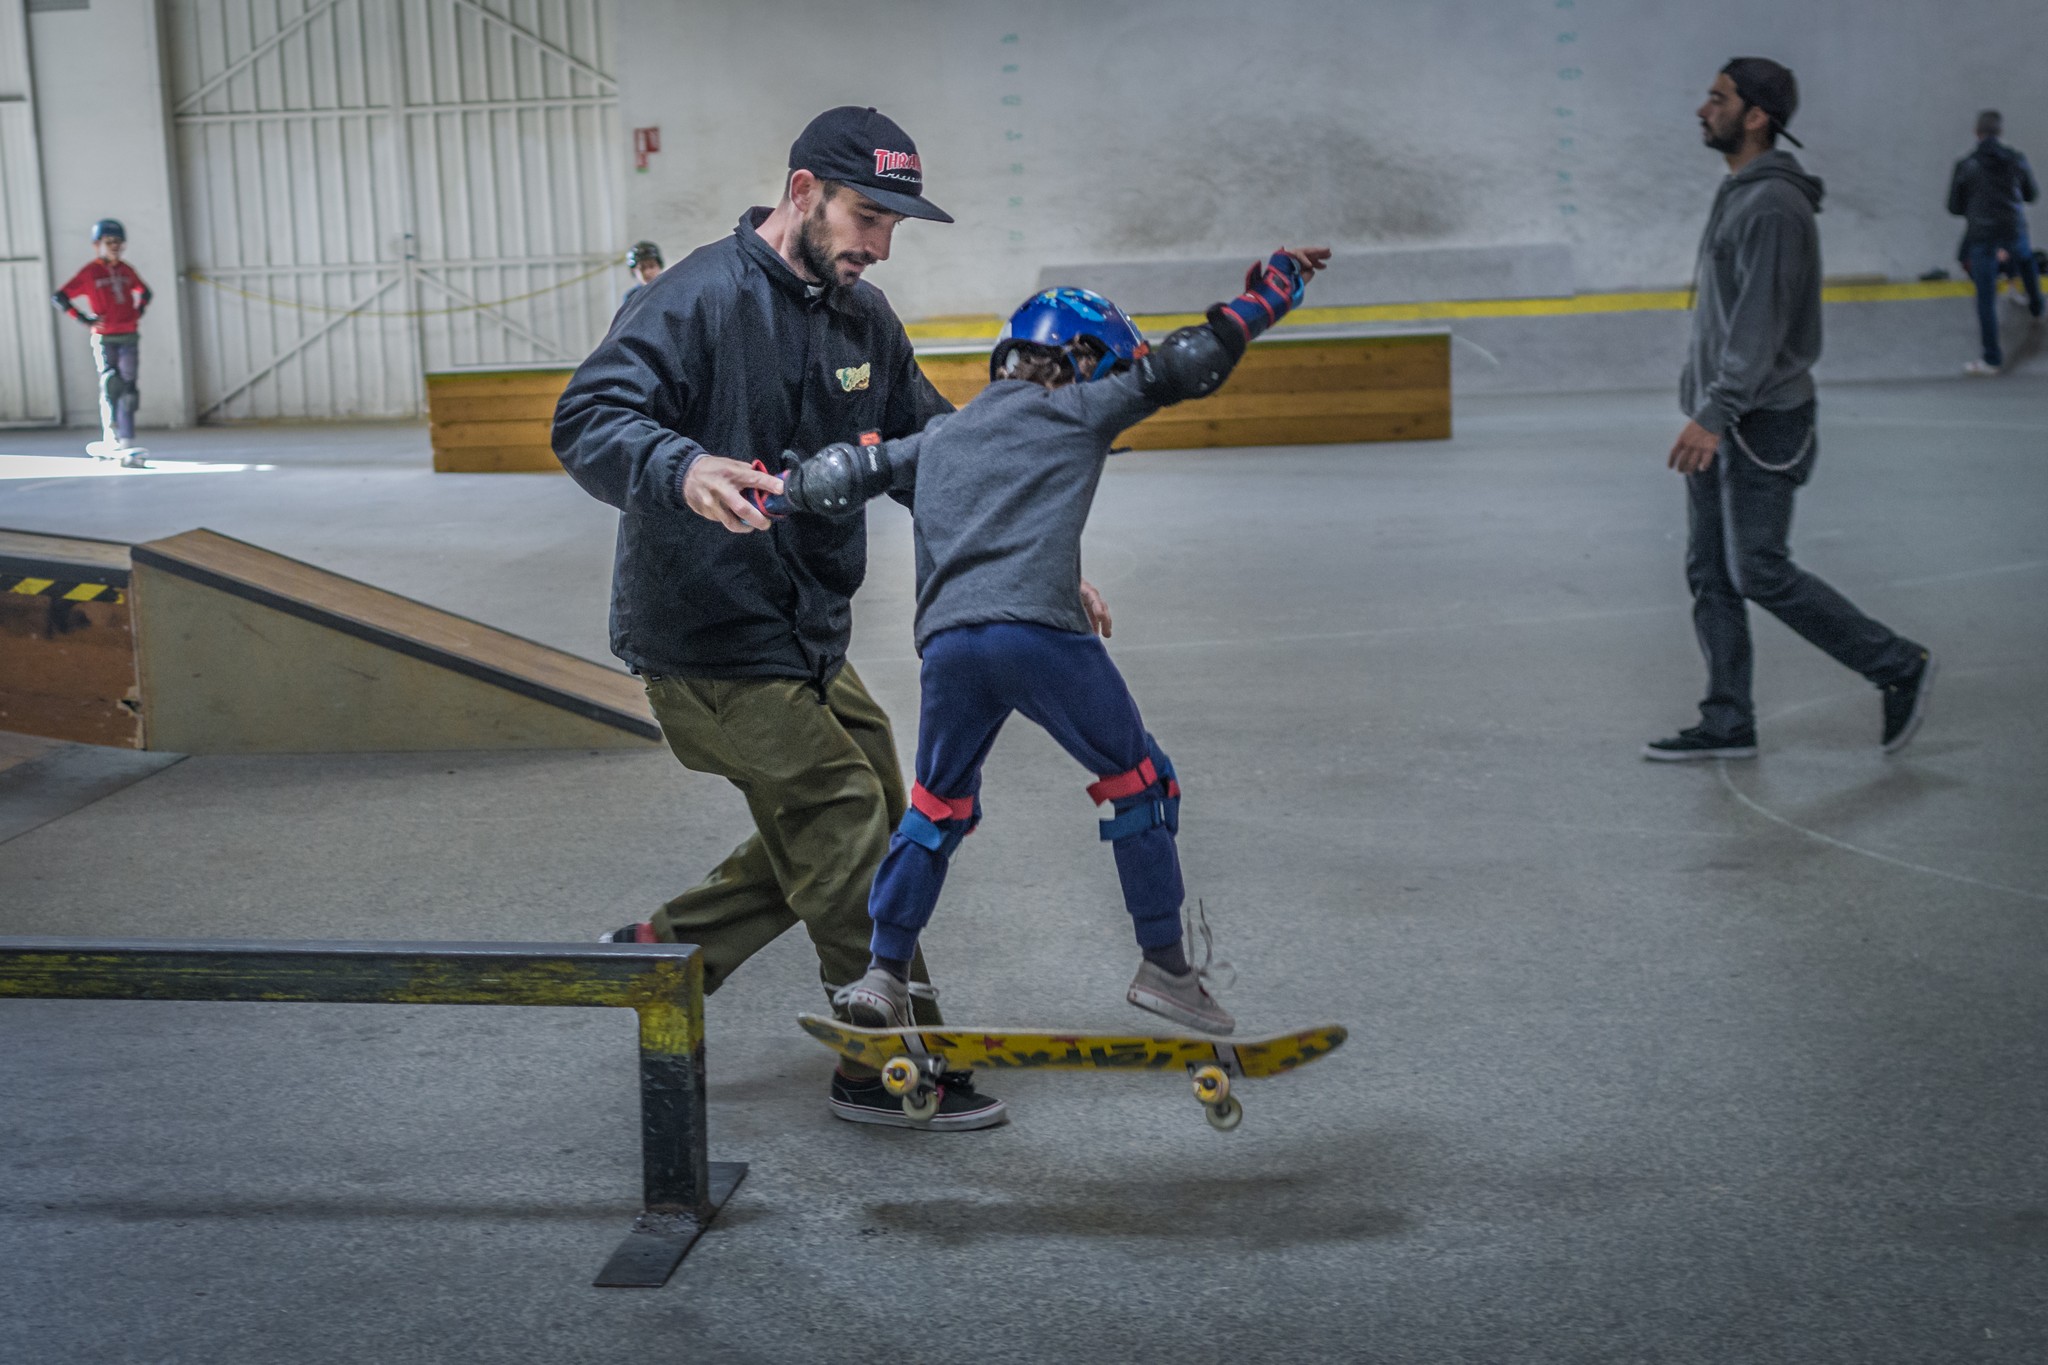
{"left": 1132, "top": 246, "right": 1330, "bottom": 406}
{"left": 762, "top": 423, "right": 936, "bottom": 519}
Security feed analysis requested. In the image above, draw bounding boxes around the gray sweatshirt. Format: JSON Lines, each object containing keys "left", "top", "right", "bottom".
{"left": 1680, "top": 150, "right": 1826, "bottom": 435}
{"left": 874, "top": 373, "right": 1158, "bottom": 653}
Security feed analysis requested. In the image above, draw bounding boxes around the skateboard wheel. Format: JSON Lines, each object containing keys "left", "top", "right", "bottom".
{"left": 900, "top": 1087, "right": 941, "bottom": 1122}
{"left": 1204, "top": 1096, "right": 1243, "bottom": 1132}
{"left": 1191, "top": 1064, "right": 1231, "bottom": 1104}
{"left": 881, "top": 1057, "right": 920, "bottom": 1096}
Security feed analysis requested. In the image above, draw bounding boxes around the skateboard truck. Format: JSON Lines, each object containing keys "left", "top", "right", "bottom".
{"left": 1189, "top": 1055, "right": 1243, "bottom": 1131}
{"left": 879, "top": 1054, "right": 942, "bottom": 1121}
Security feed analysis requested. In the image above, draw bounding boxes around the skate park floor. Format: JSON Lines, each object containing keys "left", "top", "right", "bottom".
{"left": 2, "top": 378, "right": 2046, "bottom": 1364}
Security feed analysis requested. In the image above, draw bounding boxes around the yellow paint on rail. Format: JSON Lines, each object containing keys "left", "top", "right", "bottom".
{"left": 0, "top": 949, "right": 700, "bottom": 1055}
{"left": 903, "top": 278, "right": 1977, "bottom": 343}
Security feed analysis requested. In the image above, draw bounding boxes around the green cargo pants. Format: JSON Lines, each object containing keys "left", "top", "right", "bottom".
{"left": 642, "top": 665, "right": 942, "bottom": 1065}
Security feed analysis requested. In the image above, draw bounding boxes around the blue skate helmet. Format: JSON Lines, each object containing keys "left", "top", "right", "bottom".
{"left": 990, "top": 287, "right": 1145, "bottom": 383}
{"left": 91, "top": 219, "right": 126, "bottom": 242}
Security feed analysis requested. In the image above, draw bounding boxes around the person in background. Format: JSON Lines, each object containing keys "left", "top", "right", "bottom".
{"left": 1647, "top": 57, "right": 1935, "bottom": 763}
{"left": 52, "top": 219, "right": 151, "bottom": 465}
{"left": 1948, "top": 110, "right": 2043, "bottom": 376}
{"left": 619, "top": 240, "right": 663, "bottom": 313}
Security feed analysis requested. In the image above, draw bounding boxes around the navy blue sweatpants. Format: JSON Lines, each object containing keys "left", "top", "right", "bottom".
{"left": 867, "top": 621, "right": 1185, "bottom": 961}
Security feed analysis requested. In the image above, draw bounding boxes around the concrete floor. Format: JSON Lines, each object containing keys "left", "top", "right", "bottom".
{"left": 2, "top": 378, "right": 2045, "bottom": 1364}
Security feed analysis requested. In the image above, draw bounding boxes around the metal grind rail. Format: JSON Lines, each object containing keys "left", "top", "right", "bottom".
{"left": 0, "top": 938, "right": 745, "bottom": 1288}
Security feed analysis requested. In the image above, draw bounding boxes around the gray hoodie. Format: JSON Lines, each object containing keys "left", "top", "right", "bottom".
{"left": 1680, "top": 149, "right": 1826, "bottom": 435}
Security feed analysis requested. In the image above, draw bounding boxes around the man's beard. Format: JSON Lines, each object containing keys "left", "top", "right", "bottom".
{"left": 793, "top": 205, "right": 867, "bottom": 287}
{"left": 1701, "top": 114, "right": 1745, "bottom": 154}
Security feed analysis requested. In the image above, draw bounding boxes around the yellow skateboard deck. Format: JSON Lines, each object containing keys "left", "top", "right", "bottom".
{"left": 797, "top": 1014, "right": 1345, "bottom": 1130}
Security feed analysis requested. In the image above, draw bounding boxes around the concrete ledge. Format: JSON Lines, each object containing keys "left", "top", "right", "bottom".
{"left": 1036, "top": 243, "right": 1575, "bottom": 312}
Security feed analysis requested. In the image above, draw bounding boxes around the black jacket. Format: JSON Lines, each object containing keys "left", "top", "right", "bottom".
{"left": 553, "top": 209, "right": 950, "bottom": 682}
{"left": 1948, "top": 139, "right": 2038, "bottom": 247}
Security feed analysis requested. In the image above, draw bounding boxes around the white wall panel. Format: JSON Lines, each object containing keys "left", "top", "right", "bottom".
{"left": 0, "top": 0, "right": 59, "bottom": 425}
{"left": 169, "top": 0, "right": 618, "bottom": 421}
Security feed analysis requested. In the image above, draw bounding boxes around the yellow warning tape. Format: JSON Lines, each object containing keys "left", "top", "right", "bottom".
{"left": 5, "top": 575, "right": 124, "bottom": 604}
{"left": 905, "top": 278, "right": 1979, "bottom": 342}
{"left": 184, "top": 262, "right": 613, "bottom": 318}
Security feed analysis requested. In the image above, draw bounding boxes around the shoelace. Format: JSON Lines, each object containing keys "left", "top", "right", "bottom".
{"left": 826, "top": 977, "right": 939, "bottom": 1023}
{"left": 1186, "top": 899, "right": 1236, "bottom": 993}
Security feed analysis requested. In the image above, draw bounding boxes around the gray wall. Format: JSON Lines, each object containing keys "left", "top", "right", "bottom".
{"left": 617, "top": 0, "right": 2048, "bottom": 320}
{"left": 29, "top": 0, "right": 190, "bottom": 427}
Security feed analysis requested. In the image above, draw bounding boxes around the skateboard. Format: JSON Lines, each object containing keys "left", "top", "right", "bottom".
{"left": 797, "top": 1014, "right": 1346, "bottom": 1131}
{"left": 86, "top": 440, "right": 149, "bottom": 468}
{"left": 2002, "top": 313, "right": 2045, "bottom": 373}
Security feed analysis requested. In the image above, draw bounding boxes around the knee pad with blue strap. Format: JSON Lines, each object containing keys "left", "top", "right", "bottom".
{"left": 1087, "top": 738, "right": 1180, "bottom": 843}
{"left": 897, "top": 782, "right": 980, "bottom": 858}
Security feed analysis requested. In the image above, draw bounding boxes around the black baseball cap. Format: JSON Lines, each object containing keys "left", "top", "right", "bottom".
{"left": 1721, "top": 57, "right": 1803, "bottom": 148}
{"left": 788, "top": 106, "right": 953, "bottom": 223}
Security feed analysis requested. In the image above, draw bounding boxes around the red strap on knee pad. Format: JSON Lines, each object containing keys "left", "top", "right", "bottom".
{"left": 909, "top": 782, "right": 976, "bottom": 823}
{"left": 1086, "top": 757, "right": 1159, "bottom": 805}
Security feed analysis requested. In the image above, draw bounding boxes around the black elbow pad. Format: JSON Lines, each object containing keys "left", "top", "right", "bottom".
{"left": 1136, "top": 323, "right": 1239, "bottom": 406}
{"left": 782, "top": 439, "right": 896, "bottom": 515}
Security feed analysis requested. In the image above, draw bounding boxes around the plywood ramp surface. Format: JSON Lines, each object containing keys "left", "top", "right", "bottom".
{"left": 129, "top": 529, "right": 657, "bottom": 754}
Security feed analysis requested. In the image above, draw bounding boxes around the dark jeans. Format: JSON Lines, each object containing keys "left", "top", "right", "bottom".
{"left": 1964, "top": 231, "right": 2044, "bottom": 367}
{"left": 1684, "top": 402, "right": 1923, "bottom": 737}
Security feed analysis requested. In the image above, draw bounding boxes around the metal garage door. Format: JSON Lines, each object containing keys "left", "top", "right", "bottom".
{"left": 166, "top": 0, "right": 619, "bottom": 421}
{"left": 0, "top": 0, "right": 60, "bottom": 426}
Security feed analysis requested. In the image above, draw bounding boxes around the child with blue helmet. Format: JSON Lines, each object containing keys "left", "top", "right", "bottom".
{"left": 769, "top": 245, "right": 1329, "bottom": 1035}
{"left": 53, "top": 219, "right": 153, "bottom": 464}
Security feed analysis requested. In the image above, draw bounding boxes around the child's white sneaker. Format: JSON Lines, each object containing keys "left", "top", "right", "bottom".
{"left": 832, "top": 967, "right": 912, "bottom": 1029}
{"left": 1128, "top": 960, "right": 1235, "bottom": 1035}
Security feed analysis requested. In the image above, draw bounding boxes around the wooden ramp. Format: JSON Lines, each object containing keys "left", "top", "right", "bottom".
{"left": 915, "top": 330, "right": 1451, "bottom": 448}
{"left": 427, "top": 366, "right": 572, "bottom": 473}
{"left": 0, "top": 530, "right": 142, "bottom": 748}
{"left": 423, "top": 330, "right": 1450, "bottom": 473}
{"left": 127, "top": 529, "right": 658, "bottom": 754}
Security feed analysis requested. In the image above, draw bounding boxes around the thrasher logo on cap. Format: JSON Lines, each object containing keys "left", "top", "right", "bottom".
{"left": 873, "top": 149, "right": 922, "bottom": 182}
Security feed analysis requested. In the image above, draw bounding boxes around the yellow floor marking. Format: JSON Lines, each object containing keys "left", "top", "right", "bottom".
{"left": 904, "top": 278, "right": 1980, "bottom": 343}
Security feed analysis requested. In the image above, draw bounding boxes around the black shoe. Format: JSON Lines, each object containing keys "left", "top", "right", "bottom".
{"left": 1881, "top": 651, "right": 1937, "bottom": 753}
{"left": 1642, "top": 725, "right": 1758, "bottom": 762}
{"left": 829, "top": 1069, "right": 1008, "bottom": 1131}
{"left": 597, "top": 920, "right": 658, "bottom": 943}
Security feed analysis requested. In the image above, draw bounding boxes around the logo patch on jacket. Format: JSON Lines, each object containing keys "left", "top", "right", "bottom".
{"left": 837, "top": 362, "right": 871, "bottom": 393}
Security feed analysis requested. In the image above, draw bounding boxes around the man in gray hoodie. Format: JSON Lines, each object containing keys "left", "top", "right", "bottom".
{"left": 1647, "top": 58, "right": 1935, "bottom": 762}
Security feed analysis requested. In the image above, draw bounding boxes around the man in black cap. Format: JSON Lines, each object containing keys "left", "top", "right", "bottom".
{"left": 1646, "top": 59, "right": 1936, "bottom": 762}
{"left": 552, "top": 106, "right": 1006, "bottom": 1129}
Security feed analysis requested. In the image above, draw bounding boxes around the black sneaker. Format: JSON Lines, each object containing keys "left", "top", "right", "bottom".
{"left": 828, "top": 1069, "right": 1008, "bottom": 1131}
{"left": 1642, "top": 725, "right": 1759, "bottom": 762}
{"left": 1881, "top": 651, "right": 1937, "bottom": 753}
{"left": 598, "top": 921, "right": 658, "bottom": 943}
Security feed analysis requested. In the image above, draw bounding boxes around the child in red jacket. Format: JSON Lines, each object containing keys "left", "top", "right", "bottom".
{"left": 53, "top": 219, "right": 152, "bottom": 462}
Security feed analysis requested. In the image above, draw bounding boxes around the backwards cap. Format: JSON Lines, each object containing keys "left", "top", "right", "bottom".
{"left": 1722, "top": 57, "right": 1803, "bottom": 149}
